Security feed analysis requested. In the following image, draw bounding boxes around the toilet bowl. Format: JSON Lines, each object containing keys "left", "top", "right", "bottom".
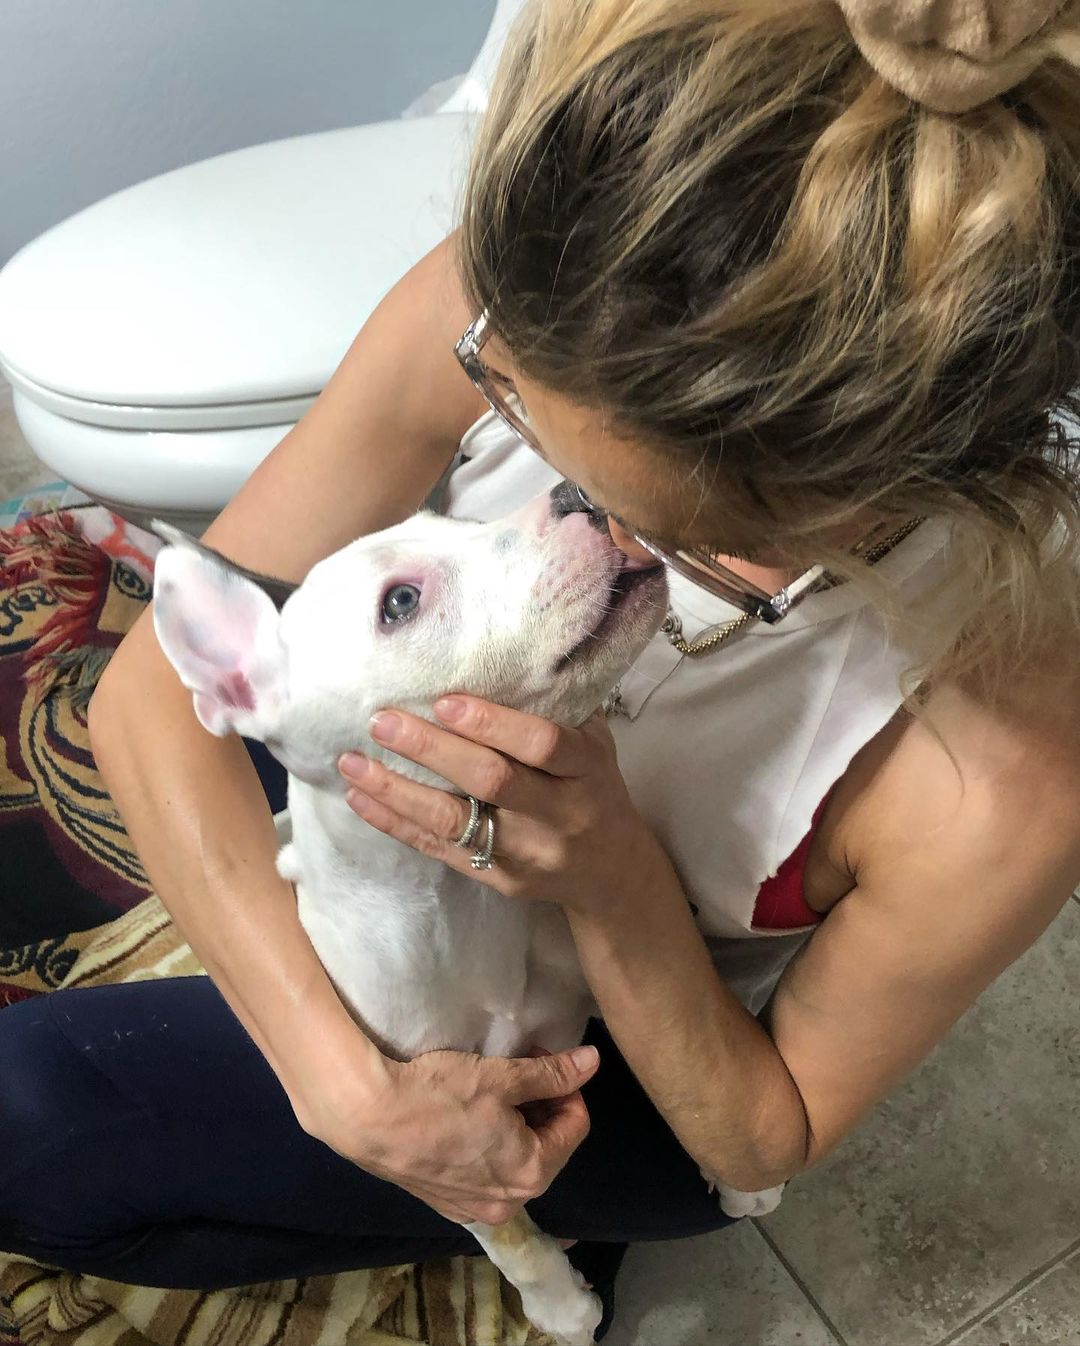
{"left": 0, "top": 1, "right": 523, "bottom": 532}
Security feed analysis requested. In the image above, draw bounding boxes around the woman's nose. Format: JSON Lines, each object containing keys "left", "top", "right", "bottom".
{"left": 607, "top": 517, "right": 658, "bottom": 569}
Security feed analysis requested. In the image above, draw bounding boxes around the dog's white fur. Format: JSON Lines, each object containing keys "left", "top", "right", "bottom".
{"left": 151, "top": 490, "right": 779, "bottom": 1345}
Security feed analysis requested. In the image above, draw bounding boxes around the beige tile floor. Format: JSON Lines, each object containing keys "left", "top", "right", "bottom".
{"left": 2, "top": 378, "right": 1079, "bottom": 1346}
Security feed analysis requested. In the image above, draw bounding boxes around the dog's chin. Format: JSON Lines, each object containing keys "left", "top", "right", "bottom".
{"left": 555, "top": 565, "right": 666, "bottom": 676}
{"left": 526, "top": 566, "right": 668, "bottom": 726}
{"left": 553, "top": 565, "right": 665, "bottom": 677}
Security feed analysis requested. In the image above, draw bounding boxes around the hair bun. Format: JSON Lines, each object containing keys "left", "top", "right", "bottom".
{"left": 837, "top": 0, "right": 1080, "bottom": 111}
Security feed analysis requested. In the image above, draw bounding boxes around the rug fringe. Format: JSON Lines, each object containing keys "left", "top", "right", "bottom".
{"left": 0, "top": 510, "right": 114, "bottom": 704}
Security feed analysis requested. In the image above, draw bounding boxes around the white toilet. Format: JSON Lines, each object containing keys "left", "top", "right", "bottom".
{"left": 0, "top": 1, "right": 522, "bottom": 533}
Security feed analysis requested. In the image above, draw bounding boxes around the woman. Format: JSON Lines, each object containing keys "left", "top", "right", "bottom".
{"left": 2, "top": 0, "right": 1078, "bottom": 1336}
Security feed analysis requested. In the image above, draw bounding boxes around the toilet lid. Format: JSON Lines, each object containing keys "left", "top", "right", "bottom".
{"left": 0, "top": 115, "right": 473, "bottom": 430}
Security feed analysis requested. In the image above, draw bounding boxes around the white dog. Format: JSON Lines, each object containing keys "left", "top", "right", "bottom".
{"left": 151, "top": 485, "right": 777, "bottom": 1346}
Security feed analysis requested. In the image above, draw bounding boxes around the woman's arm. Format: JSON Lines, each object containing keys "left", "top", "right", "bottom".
{"left": 88, "top": 233, "right": 487, "bottom": 1127}
{"left": 761, "top": 682, "right": 1080, "bottom": 1164}
{"left": 567, "top": 681, "right": 1080, "bottom": 1191}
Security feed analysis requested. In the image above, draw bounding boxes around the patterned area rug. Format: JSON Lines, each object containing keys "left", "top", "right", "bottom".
{"left": 0, "top": 503, "right": 549, "bottom": 1346}
{"left": 0, "top": 505, "right": 157, "bottom": 964}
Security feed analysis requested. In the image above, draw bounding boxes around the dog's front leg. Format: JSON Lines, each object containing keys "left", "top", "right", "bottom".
{"left": 464, "top": 1211, "right": 602, "bottom": 1346}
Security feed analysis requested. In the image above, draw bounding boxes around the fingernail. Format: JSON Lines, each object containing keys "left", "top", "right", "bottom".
{"left": 435, "top": 696, "right": 466, "bottom": 723}
{"left": 570, "top": 1046, "right": 599, "bottom": 1072}
{"left": 339, "top": 752, "right": 369, "bottom": 780}
{"left": 370, "top": 712, "right": 402, "bottom": 744}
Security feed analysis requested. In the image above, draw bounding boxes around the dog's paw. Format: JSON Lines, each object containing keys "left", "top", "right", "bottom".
{"left": 700, "top": 1166, "right": 785, "bottom": 1218}
{"left": 275, "top": 843, "right": 301, "bottom": 883}
{"left": 520, "top": 1272, "right": 602, "bottom": 1346}
{"left": 717, "top": 1183, "right": 785, "bottom": 1219}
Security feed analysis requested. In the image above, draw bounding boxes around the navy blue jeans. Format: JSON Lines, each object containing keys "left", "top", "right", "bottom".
{"left": 0, "top": 741, "right": 734, "bottom": 1290}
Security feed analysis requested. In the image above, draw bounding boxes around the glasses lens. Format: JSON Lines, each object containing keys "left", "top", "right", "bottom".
{"left": 489, "top": 386, "right": 539, "bottom": 450}
{"left": 455, "top": 316, "right": 540, "bottom": 448}
{"left": 461, "top": 362, "right": 540, "bottom": 451}
{"left": 502, "top": 388, "right": 533, "bottom": 434}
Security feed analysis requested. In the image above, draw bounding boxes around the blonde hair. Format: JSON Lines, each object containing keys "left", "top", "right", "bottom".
{"left": 457, "top": 0, "right": 1080, "bottom": 702}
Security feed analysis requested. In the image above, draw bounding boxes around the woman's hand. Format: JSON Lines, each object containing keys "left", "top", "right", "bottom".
{"left": 302, "top": 1041, "right": 600, "bottom": 1225}
{"left": 337, "top": 697, "right": 677, "bottom": 914}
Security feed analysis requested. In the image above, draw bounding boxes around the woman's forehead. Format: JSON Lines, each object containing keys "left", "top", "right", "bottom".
{"left": 488, "top": 342, "right": 776, "bottom": 549}
{"left": 511, "top": 375, "right": 665, "bottom": 504}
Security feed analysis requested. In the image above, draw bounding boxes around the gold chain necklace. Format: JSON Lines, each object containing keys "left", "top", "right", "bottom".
{"left": 662, "top": 516, "right": 924, "bottom": 657}
{"left": 604, "top": 518, "right": 924, "bottom": 715}
{"left": 660, "top": 609, "right": 752, "bottom": 657}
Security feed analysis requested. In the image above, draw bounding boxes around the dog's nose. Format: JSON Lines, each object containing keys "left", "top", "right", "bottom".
{"left": 549, "top": 480, "right": 609, "bottom": 533}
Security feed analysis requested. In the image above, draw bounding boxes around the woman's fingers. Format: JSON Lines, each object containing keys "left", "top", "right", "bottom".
{"left": 340, "top": 753, "right": 483, "bottom": 842}
{"left": 495, "top": 1045, "right": 600, "bottom": 1106}
{"left": 433, "top": 696, "right": 595, "bottom": 777}
{"left": 508, "top": 1045, "right": 595, "bottom": 1168}
{"left": 366, "top": 710, "right": 538, "bottom": 812}
{"left": 530, "top": 1089, "right": 592, "bottom": 1175}
{"left": 340, "top": 785, "right": 503, "bottom": 883}
{"left": 338, "top": 753, "right": 546, "bottom": 882}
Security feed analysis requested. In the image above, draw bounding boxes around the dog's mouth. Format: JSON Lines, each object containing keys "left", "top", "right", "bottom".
{"left": 554, "top": 559, "right": 665, "bottom": 673}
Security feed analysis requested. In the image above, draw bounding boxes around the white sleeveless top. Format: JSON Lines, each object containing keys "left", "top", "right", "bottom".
{"left": 440, "top": 412, "right": 955, "bottom": 1013}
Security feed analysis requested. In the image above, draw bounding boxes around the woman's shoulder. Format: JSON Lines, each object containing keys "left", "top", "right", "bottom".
{"left": 816, "top": 676, "right": 1080, "bottom": 931}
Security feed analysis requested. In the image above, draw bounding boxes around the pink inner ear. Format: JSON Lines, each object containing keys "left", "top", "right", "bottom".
{"left": 216, "top": 670, "right": 255, "bottom": 711}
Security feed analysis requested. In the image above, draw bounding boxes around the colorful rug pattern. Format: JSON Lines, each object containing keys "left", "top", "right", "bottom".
{"left": 0, "top": 504, "right": 160, "bottom": 965}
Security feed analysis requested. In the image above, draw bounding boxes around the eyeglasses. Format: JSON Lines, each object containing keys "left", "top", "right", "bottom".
{"left": 455, "top": 310, "right": 543, "bottom": 449}
{"left": 454, "top": 309, "right": 827, "bottom": 623}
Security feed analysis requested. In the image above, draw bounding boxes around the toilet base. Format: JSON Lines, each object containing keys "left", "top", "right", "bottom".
{"left": 10, "top": 390, "right": 295, "bottom": 537}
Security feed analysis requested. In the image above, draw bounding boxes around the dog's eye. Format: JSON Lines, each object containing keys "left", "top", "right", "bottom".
{"left": 381, "top": 583, "right": 421, "bottom": 623}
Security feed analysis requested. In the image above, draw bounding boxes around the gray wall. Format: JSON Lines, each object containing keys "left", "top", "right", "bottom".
{"left": 0, "top": 1, "right": 494, "bottom": 264}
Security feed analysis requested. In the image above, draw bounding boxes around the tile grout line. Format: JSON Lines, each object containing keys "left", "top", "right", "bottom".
{"left": 933, "top": 1232, "right": 1080, "bottom": 1346}
{"left": 750, "top": 1218, "right": 851, "bottom": 1346}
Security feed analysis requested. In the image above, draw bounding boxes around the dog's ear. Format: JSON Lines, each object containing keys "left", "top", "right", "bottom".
{"left": 149, "top": 520, "right": 298, "bottom": 611}
{"left": 152, "top": 533, "right": 286, "bottom": 739}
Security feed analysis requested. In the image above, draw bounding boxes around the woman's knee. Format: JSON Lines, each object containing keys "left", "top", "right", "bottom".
{"left": 0, "top": 992, "right": 142, "bottom": 1243}
{"left": 0, "top": 994, "right": 81, "bottom": 1159}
